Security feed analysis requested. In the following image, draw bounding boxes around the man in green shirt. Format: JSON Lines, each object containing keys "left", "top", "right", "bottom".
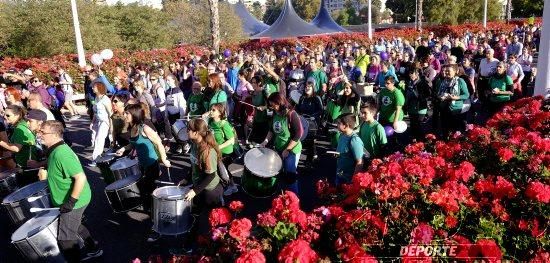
{"left": 359, "top": 99, "right": 387, "bottom": 159}
{"left": 307, "top": 58, "right": 328, "bottom": 95}
{"left": 39, "top": 120, "right": 101, "bottom": 262}
{"left": 378, "top": 75, "right": 405, "bottom": 129}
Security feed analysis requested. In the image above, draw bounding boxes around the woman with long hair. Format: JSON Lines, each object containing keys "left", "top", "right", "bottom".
{"left": 435, "top": 64, "right": 470, "bottom": 137}
{"left": 488, "top": 62, "right": 514, "bottom": 114}
{"left": 179, "top": 118, "right": 223, "bottom": 243}
{"left": 4, "top": 87, "right": 23, "bottom": 107}
{"left": 90, "top": 82, "right": 112, "bottom": 167}
{"left": 260, "top": 92, "right": 303, "bottom": 194}
{"left": 0, "top": 105, "right": 37, "bottom": 185}
{"left": 204, "top": 73, "right": 227, "bottom": 112}
{"left": 296, "top": 81, "right": 323, "bottom": 164}
{"left": 248, "top": 76, "right": 269, "bottom": 144}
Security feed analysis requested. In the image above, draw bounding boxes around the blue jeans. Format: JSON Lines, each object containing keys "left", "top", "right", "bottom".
{"left": 280, "top": 151, "right": 300, "bottom": 194}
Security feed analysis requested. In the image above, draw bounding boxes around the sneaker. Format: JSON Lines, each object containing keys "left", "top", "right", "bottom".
{"left": 88, "top": 161, "right": 97, "bottom": 167}
{"left": 147, "top": 232, "right": 161, "bottom": 242}
{"left": 223, "top": 185, "right": 239, "bottom": 196}
{"left": 81, "top": 248, "right": 103, "bottom": 261}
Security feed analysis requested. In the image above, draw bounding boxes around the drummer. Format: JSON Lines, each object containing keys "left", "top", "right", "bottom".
{"left": 179, "top": 118, "right": 223, "bottom": 247}
{"left": 248, "top": 76, "right": 269, "bottom": 145}
{"left": 260, "top": 92, "right": 303, "bottom": 194}
{"left": 111, "top": 93, "right": 131, "bottom": 148}
{"left": 38, "top": 120, "right": 102, "bottom": 262}
{"left": 25, "top": 110, "right": 49, "bottom": 180}
{"left": 0, "top": 105, "right": 38, "bottom": 186}
{"left": 115, "top": 104, "right": 171, "bottom": 219}
{"left": 207, "top": 103, "right": 238, "bottom": 196}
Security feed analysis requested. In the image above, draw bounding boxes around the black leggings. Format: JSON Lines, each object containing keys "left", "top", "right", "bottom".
{"left": 138, "top": 161, "right": 160, "bottom": 213}
{"left": 186, "top": 184, "right": 223, "bottom": 247}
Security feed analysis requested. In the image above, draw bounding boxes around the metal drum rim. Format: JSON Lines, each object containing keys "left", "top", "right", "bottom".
{"left": 2, "top": 181, "right": 48, "bottom": 204}
{"left": 110, "top": 157, "right": 139, "bottom": 170}
{"left": 152, "top": 186, "right": 191, "bottom": 201}
{"left": 244, "top": 147, "right": 282, "bottom": 178}
{"left": 11, "top": 210, "right": 59, "bottom": 242}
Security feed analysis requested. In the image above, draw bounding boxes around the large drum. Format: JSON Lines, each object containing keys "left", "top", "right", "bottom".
{"left": 11, "top": 210, "right": 82, "bottom": 262}
{"left": 152, "top": 186, "right": 193, "bottom": 235}
{"left": 0, "top": 169, "right": 18, "bottom": 197}
{"left": 109, "top": 157, "right": 140, "bottom": 181}
{"left": 172, "top": 120, "right": 189, "bottom": 141}
{"left": 104, "top": 174, "right": 142, "bottom": 213}
{"left": 96, "top": 153, "right": 118, "bottom": 185}
{"left": 2, "top": 180, "right": 51, "bottom": 226}
{"left": 242, "top": 147, "right": 282, "bottom": 198}
{"left": 305, "top": 118, "right": 318, "bottom": 141}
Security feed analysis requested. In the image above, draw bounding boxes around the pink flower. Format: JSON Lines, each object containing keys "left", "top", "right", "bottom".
{"left": 277, "top": 239, "right": 318, "bottom": 263}
{"left": 229, "top": 218, "right": 252, "bottom": 241}
{"left": 497, "top": 148, "right": 514, "bottom": 162}
{"left": 229, "top": 201, "right": 244, "bottom": 213}
{"left": 410, "top": 223, "right": 434, "bottom": 245}
{"left": 236, "top": 249, "right": 266, "bottom": 263}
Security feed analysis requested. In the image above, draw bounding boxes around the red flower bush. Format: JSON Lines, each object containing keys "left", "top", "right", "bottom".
{"left": 208, "top": 207, "right": 232, "bottom": 228}
{"left": 229, "top": 218, "right": 252, "bottom": 241}
{"left": 229, "top": 201, "right": 244, "bottom": 213}
{"left": 525, "top": 181, "right": 550, "bottom": 203}
{"left": 277, "top": 239, "right": 319, "bottom": 263}
{"left": 236, "top": 249, "right": 265, "bottom": 263}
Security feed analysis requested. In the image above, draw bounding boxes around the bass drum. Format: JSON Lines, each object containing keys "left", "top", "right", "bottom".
{"left": 171, "top": 120, "right": 189, "bottom": 142}
{"left": 2, "top": 180, "right": 51, "bottom": 226}
{"left": 96, "top": 153, "right": 118, "bottom": 185}
{"left": 241, "top": 147, "right": 282, "bottom": 198}
{"left": 152, "top": 186, "right": 193, "bottom": 235}
{"left": 109, "top": 157, "right": 140, "bottom": 181}
{"left": 0, "top": 169, "right": 18, "bottom": 198}
{"left": 104, "top": 174, "right": 142, "bottom": 213}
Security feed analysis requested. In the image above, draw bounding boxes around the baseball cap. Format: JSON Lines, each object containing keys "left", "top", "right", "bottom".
{"left": 27, "top": 110, "right": 48, "bottom": 122}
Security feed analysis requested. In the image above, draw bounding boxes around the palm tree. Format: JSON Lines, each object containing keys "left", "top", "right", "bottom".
{"left": 208, "top": 0, "right": 220, "bottom": 53}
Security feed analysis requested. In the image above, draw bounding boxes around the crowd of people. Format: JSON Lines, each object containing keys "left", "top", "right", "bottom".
{"left": 0, "top": 21, "right": 543, "bottom": 261}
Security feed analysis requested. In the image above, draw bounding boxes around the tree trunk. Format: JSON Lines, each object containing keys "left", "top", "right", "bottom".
{"left": 208, "top": 0, "right": 220, "bottom": 54}
{"left": 417, "top": 0, "right": 423, "bottom": 32}
{"left": 506, "top": 0, "right": 512, "bottom": 22}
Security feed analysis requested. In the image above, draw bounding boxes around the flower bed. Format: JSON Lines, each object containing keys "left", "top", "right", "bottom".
{"left": 1, "top": 18, "right": 542, "bottom": 92}
{"left": 183, "top": 96, "right": 548, "bottom": 262}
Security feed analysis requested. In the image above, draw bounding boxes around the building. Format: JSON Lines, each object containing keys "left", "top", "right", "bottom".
{"left": 324, "top": 0, "right": 362, "bottom": 14}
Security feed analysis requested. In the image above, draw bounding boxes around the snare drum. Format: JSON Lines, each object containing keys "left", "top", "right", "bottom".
{"left": 96, "top": 153, "right": 118, "bottom": 185}
{"left": 0, "top": 169, "right": 18, "bottom": 197}
{"left": 172, "top": 120, "right": 189, "bottom": 141}
{"left": 2, "top": 180, "right": 51, "bottom": 226}
{"left": 104, "top": 174, "right": 142, "bottom": 213}
{"left": 110, "top": 157, "right": 140, "bottom": 181}
{"left": 11, "top": 210, "right": 82, "bottom": 262}
{"left": 241, "top": 148, "right": 282, "bottom": 198}
{"left": 152, "top": 186, "right": 193, "bottom": 235}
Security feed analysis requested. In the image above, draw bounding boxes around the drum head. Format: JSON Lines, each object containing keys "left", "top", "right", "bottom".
{"left": 244, "top": 148, "right": 282, "bottom": 178}
{"left": 153, "top": 186, "right": 190, "bottom": 200}
{"left": 96, "top": 154, "right": 116, "bottom": 164}
{"left": 11, "top": 210, "right": 59, "bottom": 242}
{"left": 2, "top": 180, "right": 47, "bottom": 204}
{"left": 105, "top": 174, "right": 141, "bottom": 191}
{"left": 110, "top": 158, "right": 138, "bottom": 171}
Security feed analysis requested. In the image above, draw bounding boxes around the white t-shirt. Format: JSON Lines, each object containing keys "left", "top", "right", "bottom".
{"left": 40, "top": 108, "right": 56, "bottom": 121}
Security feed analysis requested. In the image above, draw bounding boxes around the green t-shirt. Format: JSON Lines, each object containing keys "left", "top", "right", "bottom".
{"left": 47, "top": 144, "right": 91, "bottom": 209}
{"left": 307, "top": 70, "right": 328, "bottom": 93}
{"left": 326, "top": 82, "right": 345, "bottom": 122}
{"left": 209, "top": 119, "right": 234, "bottom": 155}
{"left": 10, "top": 121, "right": 36, "bottom": 167}
{"left": 378, "top": 87, "right": 405, "bottom": 123}
{"left": 336, "top": 133, "right": 364, "bottom": 180}
{"left": 252, "top": 92, "right": 268, "bottom": 123}
{"left": 188, "top": 93, "right": 205, "bottom": 116}
{"left": 359, "top": 120, "right": 387, "bottom": 158}
{"left": 205, "top": 90, "right": 228, "bottom": 111}
{"left": 265, "top": 77, "right": 279, "bottom": 97}
{"left": 271, "top": 113, "right": 302, "bottom": 154}
{"left": 190, "top": 145, "right": 220, "bottom": 191}
{"left": 489, "top": 76, "right": 513, "bottom": 103}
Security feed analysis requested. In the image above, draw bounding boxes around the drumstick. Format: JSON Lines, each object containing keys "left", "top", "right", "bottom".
{"left": 238, "top": 100, "right": 257, "bottom": 109}
{"left": 326, "top": 151, "right": 340, "bottom": 156}
{"left": 166, "top": 167, "right": 172, "bottom": 182}
{"left": 30, "top": 207, "right": 59, "bottom": 213}
{"left": 155, "top": 180, "right": 175, "bottom": 185}
{"left": 27, "top": 196, "right": 45, "bottom": 202}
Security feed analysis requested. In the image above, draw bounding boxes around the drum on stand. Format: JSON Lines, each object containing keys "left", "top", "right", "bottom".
{"left": 104, "top": 174, "right": 142, "bottom": 213}
{"left": 171, "top": 120, "right": 189, "bottom": 142}
{"left": 2, "top": 180, "right": 51, "bottom": 226}
{"left": 241, "top": 147, "right": 282, "bottom": 198}
{"left": 152, "top": 186, "right": 193, "bottom": 235}
{"left": 0, "top": 169, "right": 18, "bottom": 198}
{"left": 11, "top": 210, "right": 82, "bottom": 262}
{"left": 96, "top": 153, "right": 119, "bottom": 185}
{"left": 109, "top": 157, "right": 140, "bottom": 181}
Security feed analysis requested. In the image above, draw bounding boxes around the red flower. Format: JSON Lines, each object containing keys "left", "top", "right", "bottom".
{"left": 530, "top": 250, "right": 550, "bottom": 263}
{"left": 468, "top": 239, "right": 502, "bottom": 262}
{"left": 525, "top": 181, "right": 550, "bottom": 203}
{"left": 229, "top": 218, "right": 252, "bottom": 241}
{"left": 208, "top": 208, "right": 232, "bottom": 228}
{"left": 497, "top": 148, "right": 514, "bottom": 162}
{"left": 257, "top": 211, "right": 277, "bottom": 227}
{"left": 445, "top": 216, "right": 458, "bottom": 228}
{"left": 277, "top": 239, "right": 319, "bottom": 263}
{"left": 410, "top": 223, "right": 434, "bottom": 245}
{"left": 236, "top": 249, "right": 266, "bottom": 263}
{"left": 229, "top": 201, "right": 244, "bottom": 213}
{"left": 271, "top": 191, "right": 301, "bottom": 213}
{"left": 340, "top": 243, "right": 377, "bottom": 262}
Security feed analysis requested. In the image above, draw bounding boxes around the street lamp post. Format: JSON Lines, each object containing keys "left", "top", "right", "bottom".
{"left": 483, "top": 0, "right": 488, "bottom": 28}
{"left": 70, "top": 0, "right": 86, "bottom": 68}
{"left": 534, "top": 0, "right": 549, "bottom": 96}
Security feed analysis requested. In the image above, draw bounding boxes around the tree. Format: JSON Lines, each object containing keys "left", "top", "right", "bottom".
{"left": 425, "top": 0, "right": 501, "bottom": 25}
{"left": 511, "top": 0, "right": 544, "bottom": 17}
{"left": 250, "top": 1, "right": 264, "bottom": 20}
{"left": 358, "top": 0, "right": 382, "bottom": 24}
{"left": 418, "top": 0, "right": 423, "bottom": 30}
{"left": 208, "top": 0, "right": 220, "bottom": 53}
{"left": 385, "top": 0, "right": 416, "bottom": 23}
{"left": 293, "top": 0, "right": 321, "bottom": 21}
{"left": 334, "top": 10, "right": 350, "bottom": 26}
{"left": 263, "top": 0, "right": 282, "bottom": 25}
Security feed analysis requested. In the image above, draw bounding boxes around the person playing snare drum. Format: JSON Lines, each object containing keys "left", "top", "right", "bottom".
{"left": 38, "top": 120, "right": 102, "bottom": 262}
{"left": 260, "top": 92, "right": 303, "bottom": 194}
